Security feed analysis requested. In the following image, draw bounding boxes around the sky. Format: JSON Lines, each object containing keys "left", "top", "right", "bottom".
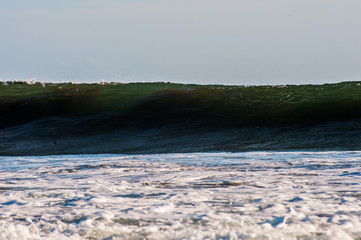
{"left": 0, "top": 0, "right": 360, "bottom": 85}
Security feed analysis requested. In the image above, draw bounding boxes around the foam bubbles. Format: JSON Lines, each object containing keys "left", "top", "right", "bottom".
{"left": 0, "top": 152, "right": 361, "bottom": 239}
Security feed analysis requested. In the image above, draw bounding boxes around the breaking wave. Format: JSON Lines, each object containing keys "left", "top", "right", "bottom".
{"left": 1, "top": 81, "right": 361, "bottom": 155}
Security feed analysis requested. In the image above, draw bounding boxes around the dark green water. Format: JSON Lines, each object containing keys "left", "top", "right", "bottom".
{"left": 1, "top": 81, "right": 361, "bottom": 155}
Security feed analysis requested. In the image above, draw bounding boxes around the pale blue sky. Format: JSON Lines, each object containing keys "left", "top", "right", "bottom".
{"left": 1, "top": 0, "right": 360, "bottom": 85}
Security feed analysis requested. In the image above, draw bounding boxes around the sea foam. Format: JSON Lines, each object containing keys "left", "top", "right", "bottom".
{"left": 0, "top": 152, "right": 360, "bottom": 239}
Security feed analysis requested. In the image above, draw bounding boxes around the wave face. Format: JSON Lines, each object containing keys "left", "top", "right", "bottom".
{"left": 1, "top": 81, "right": 361, "bottom": 155}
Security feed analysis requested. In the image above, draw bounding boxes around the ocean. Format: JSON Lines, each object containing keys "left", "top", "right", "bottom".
{"left": 1, "top": 81, "right": 361, "bottom": 239}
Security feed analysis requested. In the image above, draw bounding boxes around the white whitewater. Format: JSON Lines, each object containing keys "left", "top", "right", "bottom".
{"left": 0, "top": 152, "right": 361, "bottom": 239}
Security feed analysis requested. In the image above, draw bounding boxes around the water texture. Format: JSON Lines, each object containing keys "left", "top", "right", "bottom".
{"left": 0, "top": 152, "right": 361, "bottom": 239}
{"left": 1, "top": 81, "right": 361, "bottom": 155}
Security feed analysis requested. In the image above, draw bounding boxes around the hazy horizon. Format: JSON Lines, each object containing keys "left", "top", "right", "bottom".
{"left": 1, "top": 0, "right": 360, "bottom": 85}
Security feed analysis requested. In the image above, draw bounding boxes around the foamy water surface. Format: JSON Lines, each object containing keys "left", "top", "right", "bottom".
{"left": 1, "top": 152, "right": 361, "bottom": 239}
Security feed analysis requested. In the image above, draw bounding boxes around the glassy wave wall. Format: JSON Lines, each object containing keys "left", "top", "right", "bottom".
{"left": 1, "top": 81, "right": 361, "bottom": 155}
